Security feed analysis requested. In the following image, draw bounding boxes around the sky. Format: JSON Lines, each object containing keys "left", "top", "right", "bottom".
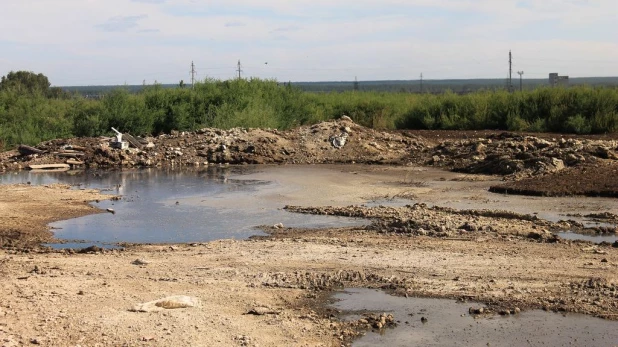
{"left": 1, "top": 0, "right": 616, "bottom": 86}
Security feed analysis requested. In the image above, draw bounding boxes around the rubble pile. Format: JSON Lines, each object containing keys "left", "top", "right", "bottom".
{"left": 0, "top": 117, "right": 425, "bottom": 172}
{"left": 425, "top": 132, "right": 618, "bottom": 179}
{"left": 285, "top": 203, "right": 561, "bottom": 241}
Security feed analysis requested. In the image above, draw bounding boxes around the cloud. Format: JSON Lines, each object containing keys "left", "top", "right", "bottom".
{"left": 96, "top": 15, "right": 148, "bottom": 33}
{"left": 137, "top": 29, "right": 160, "bottom": 34}
{"left": 270, "top": 25, "right": 301, "bottom": 33}
{"left": 0, "top": 0, "right": 616, "bottom": 85}
{"left": 131, "top": 0, "right": 166, "bottom": 4}
{"left": 224, "top": 21, "right": 246, "bottom": 27}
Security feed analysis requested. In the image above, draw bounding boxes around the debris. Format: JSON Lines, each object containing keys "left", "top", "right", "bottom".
{"left": 18, "top": 144, "right": 45, "bottom": 156}
{"left": 330, "top": 133, "right": 348, "bottom": 149}
{"left": 130, "top": 295, "right": 200, "bottom": 312}
{"left": 273, "top": 223, "right": 284, "bottom": 229}
{"left": 111, "top": 127, "right": 129, "bottom": 150}
{"left": 121, "top": 132, "right": 144, "bottom": 149}
{"left": 106, "top": 208, "right": 115, "bottom": 214}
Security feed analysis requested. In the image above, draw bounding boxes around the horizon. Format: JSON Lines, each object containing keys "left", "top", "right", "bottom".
{"left": 2, "top": 1, "right": 616, "bottom": 86}
{"left": 58, "top": 75, "right": 618, "bottom": 88}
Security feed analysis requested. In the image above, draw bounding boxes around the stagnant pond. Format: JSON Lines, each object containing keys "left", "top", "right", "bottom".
{"left": 1, "top": 165, "right": 616, "bottom": 246}
{"left": 0, "top": 166, "right": 368, "bottom": 248}
{"left": 332, "top": 288, "right": 618, "bottom": 346}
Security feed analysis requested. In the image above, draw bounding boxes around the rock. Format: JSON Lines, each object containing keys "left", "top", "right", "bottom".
{"left": 132, "top": 259, "right": 150, "bottom": 265}
{"left": 468, "top": 307, "right": 484, "bottom": 315}
{"left": 420, "top": 317, "right": 428, "bottom": 323}
{"left": 273, "top": 223, "right": 284, "bottom": 229}
{"left": 246, "top": 306, "right": 280, "bottom": 315}
{"left": 550, "top": 158, "right": 565, "bottom": 171}
{"left": 106, "top": 208, "right": 115, "bottom": 214}
{"left": 340, "top": 115, "right": 352, "bottom": 122}
{"left": 130, "top": 295, "right": 200, "bottom": 312}
{"left": 78, "top": 245, "right": 102, "bottom": 254}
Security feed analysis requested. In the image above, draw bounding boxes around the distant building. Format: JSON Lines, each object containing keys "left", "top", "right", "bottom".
{"left": 549, "top": 73, "right": 569, "bottom": 87}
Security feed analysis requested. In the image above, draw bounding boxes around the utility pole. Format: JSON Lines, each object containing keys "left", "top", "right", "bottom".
{"left": 508, "top": 50, "right": 513, "bottom": 92}
{"left": 236, "top": 60, "right": 243, "bottom": 80}
{"left": 353, "top": 76, "right": 359, "bottom": 91}
{"left": 420, "top": 73, "right": 423, "bottom": 93}
{"left": 517, "top": 71, "right": 524, "bottom": 92}
{"left": 190, "top": 61, "right": 196, "bottom": 89}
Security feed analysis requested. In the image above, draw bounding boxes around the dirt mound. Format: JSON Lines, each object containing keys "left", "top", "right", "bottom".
{"left": 0, "top": 117, "right": 426, "bottom": 171}
{"left": 489, "top": 161, "right": 618, "bottom": 197}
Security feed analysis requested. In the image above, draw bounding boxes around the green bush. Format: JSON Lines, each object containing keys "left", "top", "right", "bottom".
{"left": 0, "top": 77, "right": 617, "bottom": 149}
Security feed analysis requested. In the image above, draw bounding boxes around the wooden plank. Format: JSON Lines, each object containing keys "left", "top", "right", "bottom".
{"left": 29, "top": 164, "right": 71, "bottom": 170}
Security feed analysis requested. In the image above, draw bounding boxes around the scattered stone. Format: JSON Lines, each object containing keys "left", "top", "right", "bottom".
{"left": 130, "top": 295, "right": 200, "bottom": 312}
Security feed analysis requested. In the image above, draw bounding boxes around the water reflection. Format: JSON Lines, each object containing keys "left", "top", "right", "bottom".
{"left": 332, "top": 288, "right": 618, "bottom": 347}
{"left": 1, "top": 167, "right": 367, "bottom": 247}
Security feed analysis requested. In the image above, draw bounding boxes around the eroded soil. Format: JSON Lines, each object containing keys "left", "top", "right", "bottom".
{"left": 1, "top": 165, "right": 618, "bottom": 346}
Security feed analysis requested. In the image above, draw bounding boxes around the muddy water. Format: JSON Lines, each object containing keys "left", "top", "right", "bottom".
{"left": 0, "top": 167, "right": 368, "bottom": 247}
{"left": 1, "top": 165, "right": 616, "bottom": 245}
{"left": 332, "top": 288, "right": 618, "bottom": 347}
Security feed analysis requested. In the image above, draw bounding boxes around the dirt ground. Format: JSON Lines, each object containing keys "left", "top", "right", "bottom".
{"left": 2, "top": 119, "right": 618, "bottom": 346}
{"left": 1, "top": 165, "right": 618, "bottom": 347}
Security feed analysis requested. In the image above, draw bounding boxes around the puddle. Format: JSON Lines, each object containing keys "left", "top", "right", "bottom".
{"left": 557, "top": 232, "right": 617, "bottom": 244}
{"left": 1, "top": 167, "right": 367, "bottom": 247}
{"left": 331, "top": 288, "right": 618, "bottom": 347}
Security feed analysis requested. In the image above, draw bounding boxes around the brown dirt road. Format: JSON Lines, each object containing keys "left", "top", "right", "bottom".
{"left": 1, "top": 166, "right": 618, "bottom": 346}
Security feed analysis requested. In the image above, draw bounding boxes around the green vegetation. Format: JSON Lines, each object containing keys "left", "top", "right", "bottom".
{"left": 1, "top": 71, "right": 618, "bottom": 149}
